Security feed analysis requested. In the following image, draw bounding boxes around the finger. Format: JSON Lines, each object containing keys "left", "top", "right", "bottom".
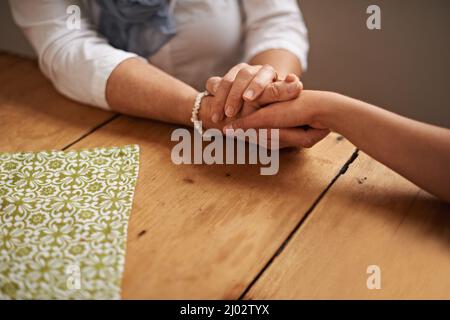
{"left": 239, "top": 76, "right": 302, "bottom": 117}
{"left": 227, "top": 63, "right": 249, "bottom": 79}
{"left": 285, "top": 73, "right": 298, "bottom": 83}
{"left": 236, "top": 127, "right": 330, "bottom": 150}
{"left": 205, "top": 76, "right": 222, "bottom": 95}
{"left": 224, "top": 66, "right": 260, "bottom": 118}
{"left": 224, "top": 101, "right": 302, "bottom": 132}
{"left": 257, "top": 128, "right": 302, "bottom": 150}
{"left": 242, "top": 64, "right": 277, "bottom": 102}
{"left": 240, "top": 100, "right": 259, "bottom": 117}
{"left": 274, "top": 128, "right": 330, "bottom": 149}
{"left": 257, "top": 78, "right": 303, "bottom": 106}
{"left": 210, "top": 63, "right": 249, "bottom": 123}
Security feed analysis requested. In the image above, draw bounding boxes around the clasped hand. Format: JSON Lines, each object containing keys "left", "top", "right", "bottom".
{"left": 200, "top": 63, "right": 330, "bottom": 149}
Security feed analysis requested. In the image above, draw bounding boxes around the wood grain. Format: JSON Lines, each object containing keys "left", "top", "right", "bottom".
{"left": 3, "top": 54, "right": 449, "bottom": 300}
{"left": 67, "top": 115, "right": 356, "bottom": 299}
{"left": 0, "top": 54, "right": 115, "bottom": 152}
{"left": 0, "top": 53, "right": 22, "bottom": 72}
{"left": 246, "top": 152, "right": 450, "bottom": 299}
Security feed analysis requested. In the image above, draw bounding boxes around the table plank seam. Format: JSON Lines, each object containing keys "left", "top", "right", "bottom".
{"left": 238, "top": 148, "right": 360, "bottom": 300}
{"left": 61, "top": 114, "right": 120, "bottom": 151}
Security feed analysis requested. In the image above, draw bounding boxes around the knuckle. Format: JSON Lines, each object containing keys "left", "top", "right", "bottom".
{"left": 268, "top": 84, "right": 280, "bottom": 98}
{"left": 237, "top": 67, "right": 254, "bottom": 79}
{"left": 208, "top": 76, "right": 221, "bottom": 85}
{"left": 237, "top": 62, "right": 249, "bottom": 69}
{"left": 262, "top": 64, "right": 277, "bottom": 80}
{"left": 206, "top": 78, "right": 217, "bottom": 90}
{"left": 251, "top": 65, "right": 263, "bottom": 74}
{"left": 221, "top": 78, "right": 233, "bottom": 88}
{"left": 252, "top": 65, "right": 263, "bottom": 74}
{"left": 218, "top": 78, "right": 234, "bottom": 90}
{"left": 262, "top": 64, "right": 275, "bottom": 72}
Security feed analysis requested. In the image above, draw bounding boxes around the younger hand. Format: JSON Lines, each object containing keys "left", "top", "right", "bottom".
{"left": 223, "top": 90, "right": 332, "bottom": 149}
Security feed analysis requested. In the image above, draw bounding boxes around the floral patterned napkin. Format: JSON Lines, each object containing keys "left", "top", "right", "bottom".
{"left": 0, "top": 145, "right": 140, "bottom": 299}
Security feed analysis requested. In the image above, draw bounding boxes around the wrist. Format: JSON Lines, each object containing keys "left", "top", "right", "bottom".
{"left": 181, "top": 90, "right": 199, "bottom": 126}
{"left": 187, "top": 92, "right": 224, "bottom": 131}
{"left": 312, "top": 91, "right": 346, "bottom": 132}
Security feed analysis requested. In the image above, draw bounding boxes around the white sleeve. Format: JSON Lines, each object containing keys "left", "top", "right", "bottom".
{"left": 8, "top": 0, "right": 140, "bottom": 109}
{"left": 242, "top": 0, "right": 309, "bottom": 71}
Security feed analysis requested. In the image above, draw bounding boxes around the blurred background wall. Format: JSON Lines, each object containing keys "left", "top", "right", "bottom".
{"left": 299, "top": 0, "right": 450, "bottom": 128}
{"left": 0, "top": 1, "right": 34, "bottom": 57}
{"left": 1, "top": 0, "right": 449, "bottom": 127}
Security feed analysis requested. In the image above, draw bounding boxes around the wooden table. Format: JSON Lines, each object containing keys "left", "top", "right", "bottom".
{"left": 1, "top": 53, "right": 449, "bottom": 299}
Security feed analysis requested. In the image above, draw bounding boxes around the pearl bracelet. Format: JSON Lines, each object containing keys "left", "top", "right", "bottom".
{"left": 191, "top": 91, "right": 210, "bottom": 136}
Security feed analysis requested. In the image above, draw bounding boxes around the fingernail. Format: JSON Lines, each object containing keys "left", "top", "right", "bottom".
{"left": 225, "top": 105, "right": 234, "bottom": 117}
{"left": 212, "top": 113, "right": 221, "bottom": 123}
{"left": 285, "top": 74, "right": 295, "bottom": 83}
{"left": 243, "top": 89, "right": 255, "bottom": 100}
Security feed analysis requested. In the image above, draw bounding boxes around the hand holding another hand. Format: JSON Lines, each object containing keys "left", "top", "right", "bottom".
{"left": 200, "top": 62, "right": 330, "bottom": 149}
{"left": 205, "top": 63, "right": 281, "bottom": 123}
{"left": 223, "top": 90, "right": 332, "bottom": 149}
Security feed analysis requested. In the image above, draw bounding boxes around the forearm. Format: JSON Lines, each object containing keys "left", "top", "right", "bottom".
{"left": 319, "top": 92, "right": 450, "bottom": 201}
{"left": 106, "top": 58, "right": 198, "bottom": 126}
{"left": 249, "top": 49, "right": 302, "bottom": 79}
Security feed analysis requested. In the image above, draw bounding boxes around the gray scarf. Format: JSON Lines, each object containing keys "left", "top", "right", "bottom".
{"left": 96, "top": 0, "right": 176, "bottom": 57}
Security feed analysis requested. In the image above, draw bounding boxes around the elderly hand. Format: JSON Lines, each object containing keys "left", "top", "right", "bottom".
{"left": 205, "top": 63, "right": 298, "bottom": 123}
{"left": 199, "top": 73, "right": 303, "bottom": 130}
{"left": 198, "top": 75, "right": 330, "bottom": 149}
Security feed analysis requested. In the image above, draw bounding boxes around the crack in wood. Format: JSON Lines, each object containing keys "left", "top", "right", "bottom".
{"left": 62, "top": 114, "right": 120, "bottom": 151}
{"left": 238, "top": 148, "right": 360, "bottom": 300}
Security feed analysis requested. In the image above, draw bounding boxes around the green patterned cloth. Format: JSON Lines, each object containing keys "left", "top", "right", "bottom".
{"left": 0, "top": 145, "right": 140, "bottom": 299}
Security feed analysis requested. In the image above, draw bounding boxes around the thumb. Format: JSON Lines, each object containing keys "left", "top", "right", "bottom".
{"left": 268, "top": 127, "right": 330, "bottom": 149}
{"left": 257, "top": 75, "right": 303, "bottom": 106}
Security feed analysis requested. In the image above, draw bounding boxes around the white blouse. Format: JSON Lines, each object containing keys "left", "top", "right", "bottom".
{"left": 9, "top": 0, "right": 309, "bottom": 110}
